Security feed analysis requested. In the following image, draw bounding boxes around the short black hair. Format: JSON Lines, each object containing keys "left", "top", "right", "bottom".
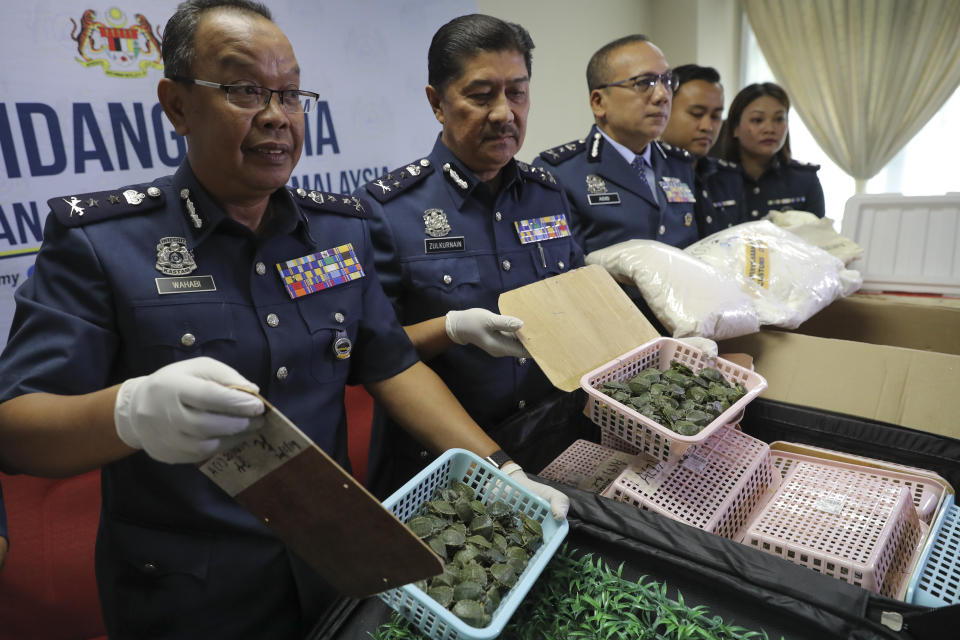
{"left": 162, "top": 0, "right": 273, "bottom": 79}
{"left": 428, "top": 14, "right": 534, "bottom": 93}
{"left": 586, "top": 34, "right": 649, "bottom": 91}
{"left": 673, "top": 64, "right": 721, "bottom": 89}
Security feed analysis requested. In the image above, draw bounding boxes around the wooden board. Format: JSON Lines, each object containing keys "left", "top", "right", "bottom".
{"left": 498, "top": 264, "right": 660, "bottom": 392}
{"left": 198, "top": 394, "right": 443, "bottom": 598}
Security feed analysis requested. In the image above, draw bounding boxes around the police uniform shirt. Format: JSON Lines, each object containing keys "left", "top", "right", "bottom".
{"left": 0, "top": 162, "right": 418, "bottom": 638}
{"left": 533, "top": 125, "right": 699, "bottom": 254}
{"left": 694, "top": 155, "right": 746, "bottom": 237}
{"left": 742, "top": 155, "right": 825, "bottom": 220}
{"left": 358, "top": 135, "right": 584, "bottom": 495}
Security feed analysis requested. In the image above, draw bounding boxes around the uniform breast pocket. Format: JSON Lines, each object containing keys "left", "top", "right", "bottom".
{"left": 296, "top": 281, "right": 362, "bottom": 383}
{"left": 404, "top": 256, "right": 482, "bottom": 314}
{"left": 530, "top": 238, "right": 575, "bottom": 278}
{"left": 132, "top": 302, "right": 236, "bottom": 370}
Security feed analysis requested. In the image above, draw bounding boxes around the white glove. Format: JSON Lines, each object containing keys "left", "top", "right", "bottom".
{"left": 677, "top": 336, "right": 719, "bottom": 359}
{"left": 445, "top": 308, "right": 530, "bottom": 359}
{"left": 114, "top": 357, "right": 266, "bottom": 464}
{"left": 502, "top": 462, "right": 570, "bottom": 520}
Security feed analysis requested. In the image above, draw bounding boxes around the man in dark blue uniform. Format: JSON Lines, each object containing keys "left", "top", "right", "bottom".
{"left": 660, "top": 64, "right": 745, "bottom": 237}
{"left": 533, "top": 34, "right": 698, "bottom": 254}
{"left": 0, "top": 2, "right": 565, "bottom": 638}
{"left": 358, "top": 14, "right": 584, "bottom": 498}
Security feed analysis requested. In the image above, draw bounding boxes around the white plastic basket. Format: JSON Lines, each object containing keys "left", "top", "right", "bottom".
{"left": 600, "top": 426, "right": 780, "bottom": 540}
{"left": 538, "top": 439, "right": 645, "bottom": 494}
{"left": 743, "top": 459, "right": 928, "bottom": 597}
{"left": 581, "top": 337, "right": 767, "bottom": 462}
{"left": 379, "top": 449, "right": 568, "bottom": 640}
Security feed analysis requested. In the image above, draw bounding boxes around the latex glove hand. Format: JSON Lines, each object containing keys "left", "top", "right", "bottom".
{"left": 677, "top": 336, "right": 719, "bottom": 359}
{"left": 502, "top": 462, "right": 570, "bottom": 520}
{"left": 445, "top": 308, "right": 530, "bottom": 359}
{"left": 115, "top": 357, "right": 265, "bottom": 464}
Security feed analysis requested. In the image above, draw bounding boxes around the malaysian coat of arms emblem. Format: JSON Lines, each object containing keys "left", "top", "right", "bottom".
{"left": 71, "top": 8, "right": 163, "bottom": 78}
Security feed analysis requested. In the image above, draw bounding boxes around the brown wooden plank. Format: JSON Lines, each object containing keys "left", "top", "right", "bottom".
{"left": 199, "top": 395, "right": 443, "bottom": 597}
{"left": 498, "top": 265, "right": 660, "bottom": 391}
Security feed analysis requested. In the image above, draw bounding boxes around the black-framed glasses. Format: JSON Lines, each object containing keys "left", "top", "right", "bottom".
{"left": 597, "top": 71, "right": 678, "bottom": 95}
{"left": 172, "top": 76, "right": 320, "bottom": 113}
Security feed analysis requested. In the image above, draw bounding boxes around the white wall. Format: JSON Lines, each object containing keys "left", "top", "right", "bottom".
{"left": 477, "top": 0, "right": 741, "bottom": 162}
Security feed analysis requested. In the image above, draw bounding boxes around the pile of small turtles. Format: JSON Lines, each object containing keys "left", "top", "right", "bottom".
{"left": 598, "top": 360, "right": 747, "bottom": 436}
{"left": 407, "top": 479, "right": 543, "bottom": 628}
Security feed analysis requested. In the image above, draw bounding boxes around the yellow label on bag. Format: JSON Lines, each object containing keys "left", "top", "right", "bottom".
{"left": 745, "top": 241, "right": 770, "bottom": 289}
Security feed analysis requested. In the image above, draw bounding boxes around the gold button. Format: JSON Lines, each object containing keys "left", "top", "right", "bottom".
{"left": 266, "top": 313, "right": 279, "bottom": 327}
{"left": 558, "top": 261, "right": 565, "bottom": 270}
{"left": 276, "top": 366, "right": 288, "bottom": 381}
{"left": 495, "top": 211, "right": 502, "bottom": 221}
{"left": 255, "top": 262, "right": 266, "bottom": 275}
{"left": 334, "top": 312, "right": 345, "bottom": 323}
{"left": 443, "top": 274, "right": 452, "bottom": 285}
{"left": 502, "top": 260, "right": 511, "bottom": 271}
{"left": 180, "top": 333, "right": 196, "bottom": 347}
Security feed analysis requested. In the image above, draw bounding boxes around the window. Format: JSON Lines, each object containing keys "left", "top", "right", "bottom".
{"left": 740, "top": 17, "right": 960, "bottom": 227}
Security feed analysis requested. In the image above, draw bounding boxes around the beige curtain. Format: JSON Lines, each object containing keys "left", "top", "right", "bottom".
{"left": 743, "top": 0, "right": 960, "bottom": 192}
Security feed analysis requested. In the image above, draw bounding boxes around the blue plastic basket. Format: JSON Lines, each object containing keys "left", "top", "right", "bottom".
{"left": 379, "top": 448, "right": 569, "bottom": 640}
{"left": 906, "top": 493, "right": 960, "bottom": 607}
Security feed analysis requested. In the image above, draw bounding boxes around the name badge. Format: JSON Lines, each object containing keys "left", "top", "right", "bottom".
{"left": 767, "top": 196, "right": 805, "bottom": 206}
{"left": 713, "top": 199, "right": 737, "bottom": 208}
{"left": 424, "top": 236, "right": 465, "bottom": 254}
{"left": 587, "top": 192, "right": 622, "bottom": 206}
{"left": 276, "top": 243, "right": 365, "bottom": 300}
{"left": 659, "top": 177, "right": 696, "bottom": 203}
{"left": 514, "top": 213, "right": 571, "bottom": 245}
{"left": 156, "top": 275, "right": 217, "bottom": 295}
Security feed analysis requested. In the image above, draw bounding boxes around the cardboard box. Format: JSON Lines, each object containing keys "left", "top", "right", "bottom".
{"left": 793, "top": 293, "right": 960, "bottom": 356}
{"left": 719, "top": 330, "right": 960, "bottom": 439}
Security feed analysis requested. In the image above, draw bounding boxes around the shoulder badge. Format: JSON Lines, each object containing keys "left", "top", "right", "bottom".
{"left": 49, "top": 185, "right": 165, "bottom": 228}
{"left": 789, "top": 159, "right": 821, "bottom": 172}
{"left": 516, "top": 160, "right": 560, "bottom": 190}
{"left": 363, "top": 159, "right": 435, "bottom": 203}
{"left": 538, "top": 138, "right": 587, "bottom": 166}
{"left": 291, "top": 188, "right": 370, "bottom": 219}
{"left": 657, "top": 141, "right": 694, "bottom": 163}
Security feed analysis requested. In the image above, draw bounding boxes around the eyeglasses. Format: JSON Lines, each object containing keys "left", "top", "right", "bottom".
{"left": 172, "top": 76, "right": 320, "bottom": 113}
{"left": 597, "top": 71, "right": 678, "bottom": 94}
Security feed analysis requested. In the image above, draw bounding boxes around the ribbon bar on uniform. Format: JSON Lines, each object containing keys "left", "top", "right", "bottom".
{"left": 514, "top": 213, "right": 570, "bottom": 245}
{"left": 276, "top": 243, "right": 365, "bottom": 299}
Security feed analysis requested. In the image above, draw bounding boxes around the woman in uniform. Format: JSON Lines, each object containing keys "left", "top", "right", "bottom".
{"left": 716, "top": 82, "right": 825, "bottom": 220}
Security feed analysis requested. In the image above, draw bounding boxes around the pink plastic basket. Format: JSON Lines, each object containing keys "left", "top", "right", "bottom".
{"left": 581, "top": 337, "right": 767, "bottom": 462}
{"left": 600, "top": 426, "right": 780, "bottom": 540}
{"left": 538, "top": 439, "right": 644, "bottom": 494}
{"left": 743, "top": 459, "right": 928, "bottom": 597}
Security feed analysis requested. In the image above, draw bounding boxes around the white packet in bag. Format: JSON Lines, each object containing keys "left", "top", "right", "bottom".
{"left": 685, "top": 221, "right": 862, "bottom": 329}
{"left": 585, "top": 240, "right": 759, "bottom": 340}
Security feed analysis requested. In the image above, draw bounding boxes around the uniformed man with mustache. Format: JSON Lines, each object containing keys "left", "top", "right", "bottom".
{"left": 358, "top": 14, "right": 584, "bottom": 499}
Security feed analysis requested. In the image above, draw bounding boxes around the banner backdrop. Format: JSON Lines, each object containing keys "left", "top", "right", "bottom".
{"left": 0, "top": 0, "right": 475, "bottom": 344}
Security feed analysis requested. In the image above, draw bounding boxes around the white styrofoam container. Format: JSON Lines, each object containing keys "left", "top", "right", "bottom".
{"left": 841, "top": 193, "right": 960, "bottom": 295}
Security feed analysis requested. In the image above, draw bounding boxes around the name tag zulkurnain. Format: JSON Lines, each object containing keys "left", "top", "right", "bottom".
{"left": 276, "top": 243, "right": 365, "bottom": 300}
{"left": 513, "top": 213, "right": 571, "bottom": 244}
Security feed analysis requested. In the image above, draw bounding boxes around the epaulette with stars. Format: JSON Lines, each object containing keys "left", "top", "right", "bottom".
{"left": 788, "top": 159, "right": 821, "bottom": 172}
{"left": 290, "top": 188, "right": 370, "bottom": 219}
{"left": 515, "top": 160, "right": 560, "bottom": 189}
{"left": 657, "top": 141, "right": 694, "bottom": 163}
{"left": 537, "top": 138, "right": 587, "bottom": 166}
{"left": 48, "top": 185, "right": 165, "bottom": 228}
{"left": 363, "top": 158, "right": 435, "bottom": 203}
